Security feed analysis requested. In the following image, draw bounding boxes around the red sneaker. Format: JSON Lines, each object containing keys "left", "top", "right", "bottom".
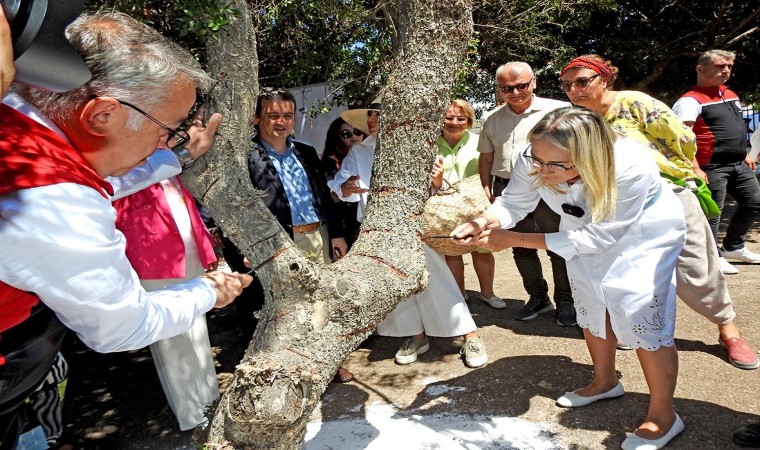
{"left": 719, "top": 336, "right": 760, "bottom": 370}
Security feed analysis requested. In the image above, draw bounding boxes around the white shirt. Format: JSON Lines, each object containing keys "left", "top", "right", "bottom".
{"left": 478, "top": 96, "right": 569, "bottom": 179}
{"left": 487, "top": 138, "right": 686, "bottom": 347}
{"left": 0, "top": 97, "right": 215, "bottom": 353}
{"left": 751, "top": 129, "right": 760, "bottom": 161}
{"left": 327, "top": 135, "right": 377, "bottom": 222}
{"left": 488, "top": 138, "right": 677, "bottom": 260}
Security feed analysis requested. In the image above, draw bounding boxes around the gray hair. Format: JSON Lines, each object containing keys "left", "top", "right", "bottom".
{"left": 698, "top": 50, "right": 736, "bottom": 66}
{"left": 495, "top": 62, "right": 533, "bottom": 80}
{"left": 16, "top": 12, "right": 212, "bottom": 126}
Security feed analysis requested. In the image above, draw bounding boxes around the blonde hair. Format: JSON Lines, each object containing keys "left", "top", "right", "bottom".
{"left": 448, "top": 98, "right": 476, "bottom": 129}
{"left": 528, "top": 107, "right": 617, "bottom": 223}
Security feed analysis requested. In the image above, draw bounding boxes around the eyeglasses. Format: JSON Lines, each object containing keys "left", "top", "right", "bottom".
{"left": 496, "top": 77, "right": 534, "bottom": 94}
{"left": 522, "top": 147, "right": 575, "bottom": 172}
{"left": 117, "top": 100, "right": 190, "bottom": 149}
{"left": 443, "top": 116, "right": 469, "bottom": 123}
{"left": 559, "top": 74, "right": 600, "bottom": 92}
{"left": 339, "top": 129, "right": 364, "bottom": 139}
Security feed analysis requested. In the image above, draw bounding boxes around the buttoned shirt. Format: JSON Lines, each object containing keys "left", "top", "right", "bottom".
{"left": 262, "top": 137, "right": 322, "bottom": 226}
{"left": 478, "top": 95, "right": 569, "bottom": 179}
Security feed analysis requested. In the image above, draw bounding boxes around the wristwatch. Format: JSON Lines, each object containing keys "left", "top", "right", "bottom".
{"left": 173, "top": 147, "right": 195, "bottom": 169}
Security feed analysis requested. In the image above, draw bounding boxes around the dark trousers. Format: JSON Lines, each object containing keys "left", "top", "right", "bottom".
{"left": 0, "top": 306, "right": 68, "bottom": 450}
{"left": 493, "top": 176, "right": 573, "bottom": 303}
{"left": 703, "top": 162, "right": 760, "bottom": 251}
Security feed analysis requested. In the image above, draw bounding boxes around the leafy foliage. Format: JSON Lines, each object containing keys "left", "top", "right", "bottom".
{"left": 250, "top": 0, "right": 392, "bottom": 107}
{"left": 90, "top": 0, "right": 759, "bottom": 106}
{"left": 85, "top": 0, "right": 239, "bottom": 63}
{"left": 560, "top": 0, "right": 760, "bottom": 104}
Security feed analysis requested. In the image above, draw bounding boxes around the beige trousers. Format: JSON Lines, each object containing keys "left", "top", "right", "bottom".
{"left": 674, "top": 184, "right": 736, "bottom": 324}
{"left": 292, "top": 224, "right": 330, "bottom": 263}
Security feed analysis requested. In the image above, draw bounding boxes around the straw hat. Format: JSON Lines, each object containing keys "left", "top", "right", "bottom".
{"left": 340, "top": 102, "right": 381, "bottom": 135}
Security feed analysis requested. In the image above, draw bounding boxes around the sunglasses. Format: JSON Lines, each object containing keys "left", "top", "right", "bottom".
{"left": 339, "top": 129, "right": 364, "bottom": 139}
{"left": 496, "top": 77, "right": 534, "bottom": 94}
{"left": 559, "top": 74, "right": 600, "bottom": 92}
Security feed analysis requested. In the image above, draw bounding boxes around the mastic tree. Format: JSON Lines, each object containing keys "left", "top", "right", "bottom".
{"left": 175, "top": 0, "right": 473, "bottom": 447}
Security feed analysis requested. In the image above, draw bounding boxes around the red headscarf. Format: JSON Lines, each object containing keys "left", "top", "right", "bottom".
{"left": 560, "top": 57, "right": 612, "bottom": 80}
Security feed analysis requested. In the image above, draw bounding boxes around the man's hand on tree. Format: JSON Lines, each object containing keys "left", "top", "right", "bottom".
{"left": 185, "top": 104, "right": 223, "bottom": 160}
{"left": 203, "top": 271, "right": 253, "bottom": 308}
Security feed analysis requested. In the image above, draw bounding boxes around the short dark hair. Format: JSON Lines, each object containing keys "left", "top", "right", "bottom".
{"left": 255, "top": 88, "right": 297, "bottom": 117}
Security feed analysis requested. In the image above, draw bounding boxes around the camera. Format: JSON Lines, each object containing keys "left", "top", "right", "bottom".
{"left": 2, "top": 0, "right": 90, "bottom": 92}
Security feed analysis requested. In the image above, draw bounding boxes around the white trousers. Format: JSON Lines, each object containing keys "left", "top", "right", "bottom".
{"left": 378, "top": 245, "right": 477, "bottom": 337}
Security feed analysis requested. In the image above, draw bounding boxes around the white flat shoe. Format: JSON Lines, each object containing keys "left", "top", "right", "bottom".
{"left": 621, "top": 413, "right": 684, "bottom": 450}
{"left": 556, "top": 382, "right": 625, "bottom": 407}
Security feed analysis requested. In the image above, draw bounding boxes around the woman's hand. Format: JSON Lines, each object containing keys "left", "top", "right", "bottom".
{"left": 431, "top": 155, "right": 444, "bottom": 190}
{"left": 472, "top": 229, "right": 519, "bottom": 252}
{"left": 341, "top": 175, "right": 369, "bottom": 196}
{"left": 451, "top": 218, "right": 487, "bottom": 244}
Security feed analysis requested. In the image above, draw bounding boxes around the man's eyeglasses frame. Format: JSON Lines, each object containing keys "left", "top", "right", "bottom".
{"left": 117, "top": 100, "right": 190, "bottom": 149}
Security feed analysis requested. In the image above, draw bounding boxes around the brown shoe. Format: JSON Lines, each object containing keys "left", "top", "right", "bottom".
{"left": 719, "top": 336, "right": 760, "bottom": 370}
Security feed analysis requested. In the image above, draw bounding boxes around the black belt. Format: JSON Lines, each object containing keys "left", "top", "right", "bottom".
{"left": 494, "top": 176, "right": 509, "bottom": 184}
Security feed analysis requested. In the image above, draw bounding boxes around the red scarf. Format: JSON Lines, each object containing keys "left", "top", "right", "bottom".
{"left": 0, "top": 104, "right": 113, "bottom": 332}
{"left": 560, "top": 57, "right": 613, "bottom": 80}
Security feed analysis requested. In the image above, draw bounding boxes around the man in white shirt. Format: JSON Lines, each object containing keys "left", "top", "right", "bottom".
{"left": 478, "top": 62, "right": 575, "bottom": 326}
{"left": 0, "top": 12, "right": 251, "bottom": 448}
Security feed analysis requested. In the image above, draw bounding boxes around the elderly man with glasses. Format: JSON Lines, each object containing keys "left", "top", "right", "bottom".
{"left": 477, "top": 61, "right": 576, "bottom": 326}
{"left": 0, "top": 13, "right": 252, "bottom": 448}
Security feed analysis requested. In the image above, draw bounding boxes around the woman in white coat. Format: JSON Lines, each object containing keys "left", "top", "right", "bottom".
{"left": 453, "top": 107, "right": 687, "bottom": 450}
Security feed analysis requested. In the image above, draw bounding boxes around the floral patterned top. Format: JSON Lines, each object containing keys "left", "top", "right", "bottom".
{"left": 605, "top": 90, "right": 698, "bottom": 181}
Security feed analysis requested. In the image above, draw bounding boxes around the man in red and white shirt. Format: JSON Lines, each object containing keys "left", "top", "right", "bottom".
{"left": 673, "top": 50, "right": 760, "bottom": 274}
{"left": 0, "top": 12, "right": 251, "bottom": 448}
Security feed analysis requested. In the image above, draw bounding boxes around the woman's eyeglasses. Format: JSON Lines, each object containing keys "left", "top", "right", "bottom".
{"left": 117, "top": 100, "right": 190, "bottom": 149}
{"left": 559, "top": 74, "right": 600, "bottom": 92}
{"left": 339, "top": 129, "right": 364, "bottom": 139}
{"left": 496, "top": 77, "right": 534, "bottom": 94}
{"left": 522, "top": 147, "right": 575, "bottom": 172}
{"left": 443, "top": 116, "right": 469, "bottom": 123}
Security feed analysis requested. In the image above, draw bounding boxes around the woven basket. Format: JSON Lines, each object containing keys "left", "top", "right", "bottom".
{"left": 421, "top": 175, "right": 491, "bottom": 256}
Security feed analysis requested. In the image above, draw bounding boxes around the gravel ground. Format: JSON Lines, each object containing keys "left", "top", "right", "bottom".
{"left": 58, "top": 205, "right": 760, "bottom": 449}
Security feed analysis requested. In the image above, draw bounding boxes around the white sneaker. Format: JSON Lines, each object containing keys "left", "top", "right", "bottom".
{"left": 721, "top": 247, "right": 760, "bottom": 263}
{"left": 719, "top": 257, "right": 739, "bottom": 274}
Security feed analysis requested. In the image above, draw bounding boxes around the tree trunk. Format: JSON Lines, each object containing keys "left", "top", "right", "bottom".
{"left": 182, "top": 0, "right": 473, "bottom": 448}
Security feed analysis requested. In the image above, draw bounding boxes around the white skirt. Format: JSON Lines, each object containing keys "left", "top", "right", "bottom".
{"left": 377, "top": 245, "right": 477, "bottom": 337}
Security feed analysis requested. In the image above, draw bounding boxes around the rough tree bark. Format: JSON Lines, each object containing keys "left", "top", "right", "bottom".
{"left": 181, "top": 0, "right": 473, "bottom": 448}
